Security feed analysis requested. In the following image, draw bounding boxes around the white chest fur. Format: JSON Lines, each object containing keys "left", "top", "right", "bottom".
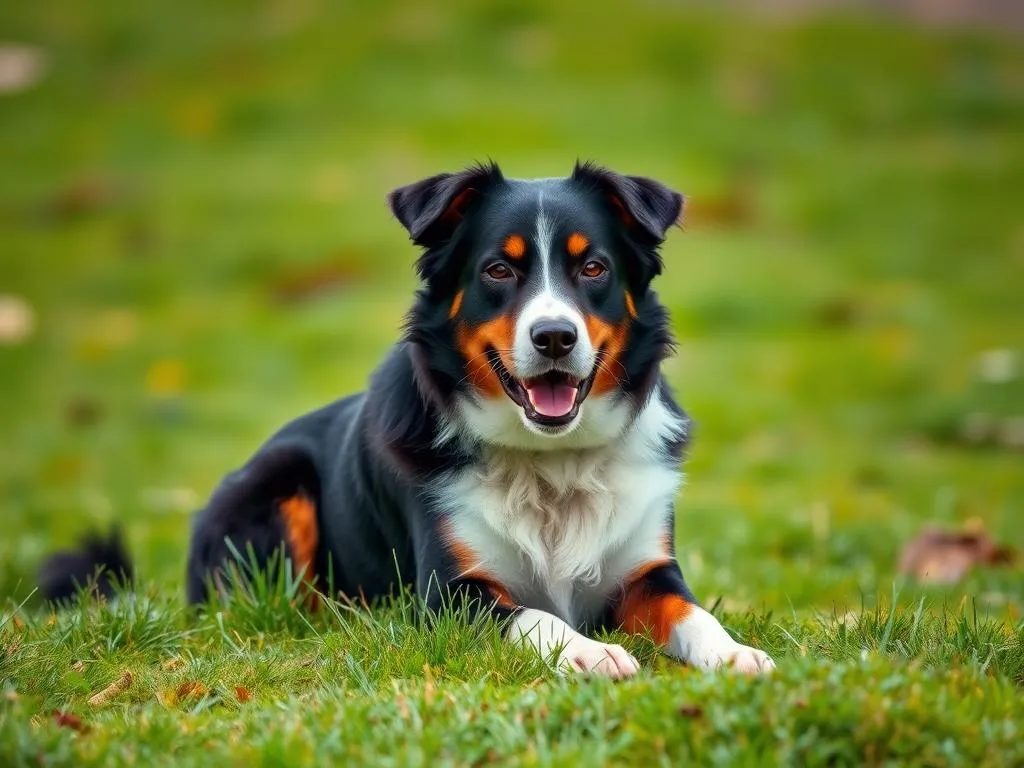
{"left": 434, "top": 395, "right": 685, "bottom": 627}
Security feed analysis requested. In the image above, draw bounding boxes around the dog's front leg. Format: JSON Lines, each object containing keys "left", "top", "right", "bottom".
{"left": 507, "top": 608, "right": 639, "bottom": 679}
{"left": 414, "top": 521, "right": 638, "bottom": 678}
{"left": 614, "top": 561, "right": 775, "bottom": 675}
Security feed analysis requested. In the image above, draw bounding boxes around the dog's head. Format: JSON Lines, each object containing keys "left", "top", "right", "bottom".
{"left": 393, "top": 162, "right": 681, "bottom": 450}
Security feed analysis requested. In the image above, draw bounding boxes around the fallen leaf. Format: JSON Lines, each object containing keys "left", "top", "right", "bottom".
{"left": 71, "top": 661, "right": 86, "bottom": 674}
{"left": 52, "top": 711, "right": 89, "bottom": 733}
{"left": 976, "top": 349, "right": 1018, "bottom": 384}
{"left": 0, "top": 44, "right": 47, "bottom": 94}
{"left": 269, "top": 257, "right": 363, "bottom": 303}
{"left": 87, "top": 671, "right": 133, "bottom": 707}
{"left": 41, "top": 176, "right": 123, "bottom": 220}
{"left": 175, "top": 681, "right": 210, "bottom": 702}
{"left": 813, "top": 296, "right": 865, "bottom": 328}
{"left": 234, "top": 686, "right": 252, "bottom": 703}
{"left": 65, "top": 397, "right": 103, "bottom": 428}
{"left": 682, "top": 177, "right": 758, "bottom": 230}
{"left": 0, "top": 295, "right": 35, "bottom": 345}
{"left": 899, "top": 524, "right": 1015, "bottom": 585}
{"left": 678, "top": 704, "right": 704, "bottom": 719}
{"left": 145, "top": 360, "right": 186, "bottom": 397}
{"left": 173, "top": 95, "right": 221, "bottom": 139}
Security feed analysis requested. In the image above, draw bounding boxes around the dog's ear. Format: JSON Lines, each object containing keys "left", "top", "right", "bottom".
{"left": 571, "top": 161, "right": 683, "bottom": 242}
{"left": 388, "top": 162, "right": 504, "bottom": 248}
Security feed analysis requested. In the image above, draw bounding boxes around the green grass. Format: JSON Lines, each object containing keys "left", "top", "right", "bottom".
{"left": 1, "top": 0, "right": 1022, "bottom": 764}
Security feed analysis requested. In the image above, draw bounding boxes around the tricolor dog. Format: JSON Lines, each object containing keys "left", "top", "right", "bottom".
{"left": 41, "top": 162, "right": 774, "bottom": 677}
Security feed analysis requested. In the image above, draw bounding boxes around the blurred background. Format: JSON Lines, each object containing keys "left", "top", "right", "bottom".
{"left": 1, "top": 0, "right": 1021, "bottom": 613}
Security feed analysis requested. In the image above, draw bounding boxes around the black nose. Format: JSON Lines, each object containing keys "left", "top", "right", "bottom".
{"left": 531, "top": 320, "right": 577, "bottom": 359}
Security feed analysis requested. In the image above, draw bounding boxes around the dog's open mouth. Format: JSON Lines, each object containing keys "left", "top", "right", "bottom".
{"left": 488, "top": 350, "right": 597, "bottom": 428}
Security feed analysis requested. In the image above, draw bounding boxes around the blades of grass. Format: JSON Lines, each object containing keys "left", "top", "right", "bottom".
{"left": 878, "top": 582, "right": 902, "bottom": 655}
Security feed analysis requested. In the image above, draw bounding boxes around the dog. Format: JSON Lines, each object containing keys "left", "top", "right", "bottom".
{"left": 40, "top": 162, "right": 774, "bottom": 677}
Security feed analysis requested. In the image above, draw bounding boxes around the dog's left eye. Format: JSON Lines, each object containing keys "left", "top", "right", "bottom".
{"left": 484, "top": 262, "right": 514, "bottom": 280}
{"left": 580, "top": 261, "right": 607, "bottom": 279}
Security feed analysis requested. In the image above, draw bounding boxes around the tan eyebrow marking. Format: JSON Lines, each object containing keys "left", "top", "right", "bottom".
{"left": 567, "top": 232, "right": 590, "bottom": 257}
{"left": 502, "top": 234, "right": 526, "bottom": 260}
{"left": 449, "top": 289, "right": 464, "bottom": 319}
{"left": 624, "top": 290, "right": 638, "bottom": 319}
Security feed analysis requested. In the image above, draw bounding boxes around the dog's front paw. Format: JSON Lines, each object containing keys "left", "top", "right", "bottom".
{"left": 669, "top": 608, "right": 776, "bottom": 676}
{"left": 716, "top": 643, "right": 770, "bottom": 671}
{"left": 699, "top": 642, "right": 775, "bottom": 675}
{"left": 559, "top": 637, "right": 640, "bottom": 679}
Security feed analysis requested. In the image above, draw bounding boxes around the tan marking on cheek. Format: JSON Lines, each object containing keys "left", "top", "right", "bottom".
{"left": 502, "top": 234, "right": 526, "bottom": 260}
{"left": 449, "top": 290, "right": 464, "bottom": 319}
{"left": 455, "top": 315, "right": 515, "bottom": 397}
{"left": 567, "top": 232, "right": 589, "bottom": 257}
{"left": 585, "top": 315, "right": 630, "bottom": 395}
{"left": 624, "top": 291, "right": 637, "bottom": 319}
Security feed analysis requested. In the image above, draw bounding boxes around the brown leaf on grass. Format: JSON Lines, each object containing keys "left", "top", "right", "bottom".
{"left": 234, "top": 686, "right": 252, "bottom": 703}
{"left": 269, "top": 257, "right": 363, "bottom": 303}
{"left": 64, "top": 397, "right": 104, "bottom": 428}
{"left": 87, "top": 671, "right": 133, "bottom": 707}
{"left": 678, "top": 704, "right": 704, "bottom": 719}
{"left": 175, "top": 681, "right": 210, "bottom": 702}
{"left": 682, "top": 178, "right": 758, "bottom": 230}
{"left": 145, "top": 359, "right": 186, "bottom": 397}
{"left": 70, "top": 661, "right": 86, "bottom": 674}
{"left": 813, "top": 296, "right": 866, "bottom": 328}
{"left": 41, "top": 176, "right": 123, "bottom": 220}
{"left": 52, "top": 711, "right": 90, "bottom": 733}
{"left": 899, "top": 522, "right": 1015, "bottom": 585}
{"left": 0, "top": 44, "right": 47, "bottom": 94}
{"left": 0, "top": 295, "right": 35, "bottom": 346}
{"left": 158, "top": 680, "right": 213, "bottom": 709}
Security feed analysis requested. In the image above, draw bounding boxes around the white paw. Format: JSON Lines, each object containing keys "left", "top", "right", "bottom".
{"left": 558, "top": 637, "right": 640, "bottom": 679}
{"left": 509, "top": 609, "right": 640, "bottom": 680}
{"left": 699, "top": 642, "right": 775, "bottom": 675}
{"left": 669, "top": 608, "right": 775, "bottom": 676}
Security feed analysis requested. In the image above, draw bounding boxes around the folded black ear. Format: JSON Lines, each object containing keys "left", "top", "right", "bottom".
{"left": 388, "top": 162, "right": 504, "bottom": 248}
{"left": 571, "top": 161, "right": 683, "bottom": 242}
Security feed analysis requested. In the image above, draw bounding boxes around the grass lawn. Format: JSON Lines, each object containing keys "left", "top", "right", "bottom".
{"left": 1, "top": 1, "right": 1022, "bottom": 765}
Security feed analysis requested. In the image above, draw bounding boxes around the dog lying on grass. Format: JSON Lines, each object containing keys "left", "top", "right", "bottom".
{"left": 41, "top": 162, "right": 774, "bottom": 677}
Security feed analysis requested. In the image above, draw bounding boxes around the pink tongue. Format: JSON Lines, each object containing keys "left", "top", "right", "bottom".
{"left": 526, "top": 383, "right": 578, "bottom": 418}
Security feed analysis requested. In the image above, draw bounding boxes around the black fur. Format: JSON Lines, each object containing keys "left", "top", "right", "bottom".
{"left": 38, "top": 527, "right": 133, "bottom": 602}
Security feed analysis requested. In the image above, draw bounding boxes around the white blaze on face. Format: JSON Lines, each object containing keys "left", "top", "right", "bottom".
{"left": 510, "top": 199, "right": 595, "bottom": 386}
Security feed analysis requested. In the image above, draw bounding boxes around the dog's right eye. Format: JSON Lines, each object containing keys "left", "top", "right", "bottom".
{"left": 484, "top": 262, "right": 514, "bottom": 281}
